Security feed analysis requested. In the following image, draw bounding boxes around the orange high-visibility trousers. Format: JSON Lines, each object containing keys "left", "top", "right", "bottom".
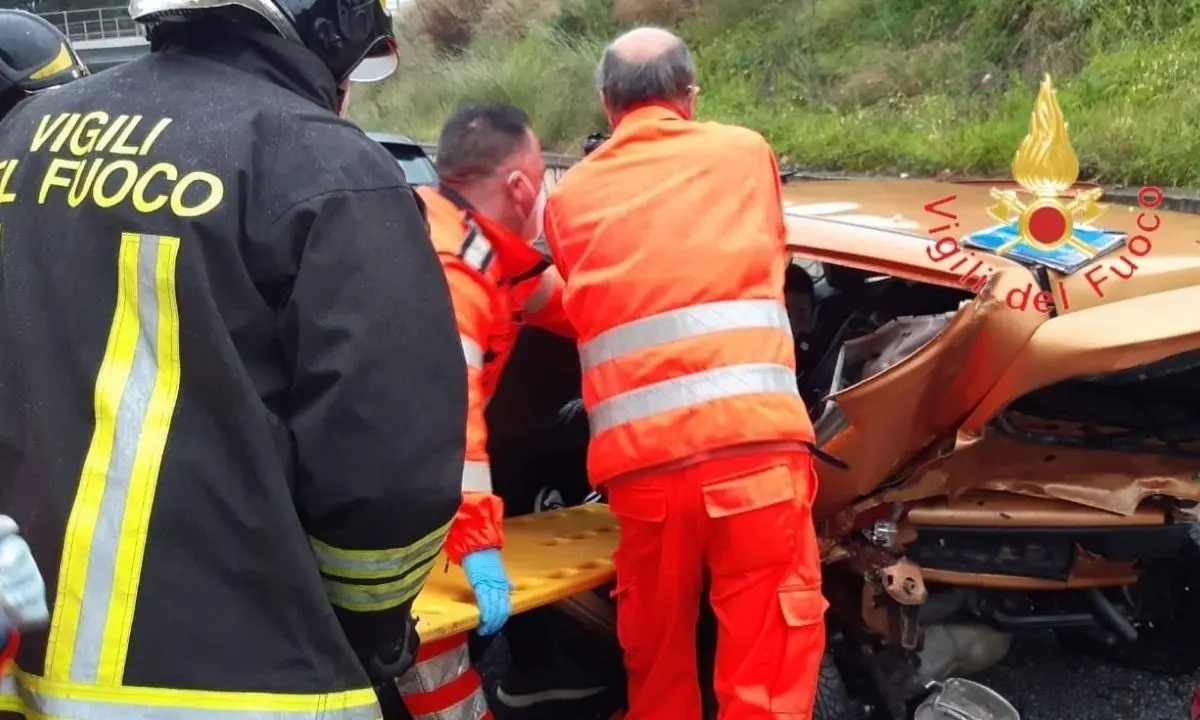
{"left": 608, "top": 450, "right": 827, "bottom": 720}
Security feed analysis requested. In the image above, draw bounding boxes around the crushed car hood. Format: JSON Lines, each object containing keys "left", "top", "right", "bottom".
{"left": 784, "top": 179, "right": 1200, "bottom": 523}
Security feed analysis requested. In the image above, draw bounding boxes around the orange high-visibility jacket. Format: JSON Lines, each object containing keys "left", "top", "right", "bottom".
{"left": 418, "top": 186, "right": 573, "bottom": 563}
{"left": 544, "top": 105, "right": 815, "bottom": 485}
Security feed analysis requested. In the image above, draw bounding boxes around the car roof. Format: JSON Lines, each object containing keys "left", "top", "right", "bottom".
{"left": 366, "top": 132, "right": 422, "bottom": 148}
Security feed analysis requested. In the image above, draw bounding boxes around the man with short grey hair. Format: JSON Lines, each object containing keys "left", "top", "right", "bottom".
{"left": 594, "top": 26, "right": 696, "bottom": 117}
{"left": 544, "top": 25, "right": 826, "bottom": 720}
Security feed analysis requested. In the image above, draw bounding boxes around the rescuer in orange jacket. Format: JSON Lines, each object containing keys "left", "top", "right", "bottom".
{"left": 544, "top": 27, "right": 828, "bottom": 720}
{"left": 395, "top": 104, "right": 574, "bottom": 720}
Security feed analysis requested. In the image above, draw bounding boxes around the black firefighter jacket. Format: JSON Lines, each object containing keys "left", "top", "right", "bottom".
{"left": 0, "top": 18, "right": 466, "bottom": 719}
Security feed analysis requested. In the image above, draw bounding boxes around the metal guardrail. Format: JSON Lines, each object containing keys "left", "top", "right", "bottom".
{"left": 41, "top": 6, "right": 144, "bottom": 43}
{"left": 417, "top": 142, "right": 579, "bottom": 187}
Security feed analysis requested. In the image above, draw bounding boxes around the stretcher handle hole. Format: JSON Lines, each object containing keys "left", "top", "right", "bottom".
{"left": 578, "top": 559, "right": 613, "bottom": 570}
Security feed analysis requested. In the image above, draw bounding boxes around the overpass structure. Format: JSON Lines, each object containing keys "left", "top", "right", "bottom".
{"left": 43, "top": 3, "right": 414, "bottom": 72}
{"left": 40, "top": 6, "right": 148, "bottom": 72}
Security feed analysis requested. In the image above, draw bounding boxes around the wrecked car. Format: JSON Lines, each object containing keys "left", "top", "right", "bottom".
{"left": 435, "top": 78, "right": 1200, "bottom": 720}
{"left": 479, "top": 173, "right": 1200, "bottom": 720}
{"left": 777, "top": 173, "right": 1200, "bottom": 718}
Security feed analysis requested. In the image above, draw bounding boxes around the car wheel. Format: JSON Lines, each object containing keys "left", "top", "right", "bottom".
{"left": 815, "top": 651, "right": 866, "bottom": 720}
{"left": 1059, "top": 524, "right": 1200, "bottom": 675}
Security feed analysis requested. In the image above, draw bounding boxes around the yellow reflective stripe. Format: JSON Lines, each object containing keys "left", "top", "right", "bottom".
{"left": 46, "top": 233, "right": 182, "bottom": 685}
{"left": 323, "top": 553, "right": 439, "bottom": 613}
{"left": 100, "top": 234, "right": 182, "bottom": 685}
{"left": 309, "top": 517, "right": 451, "bottom": 581}
{"left": 0, "top": 667, "right": 381, "bottom": 719}
{"left": 28, "top": 43, "right": 73, "bottom": 81}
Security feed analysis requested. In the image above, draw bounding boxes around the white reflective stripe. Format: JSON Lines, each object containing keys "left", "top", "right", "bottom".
{"left": 393, "top": 637, "right": 470, "bottom": 695}
{"left": 589, "top": 362, "right": 800, "bottom": 436}
{"left": 522, "top": 272, "right": 555, "bottom": 314}
{"left": 461, "top": 335, "right": 484, "bottom": 370}
{"left": 461, "top": 232, "right": 493, "bottom": 272}
{"left": 0, "top": 672, "right": 380, "bottom": 720}
{"left": 412, "top": 687, "right": 488, "bottom": 720}
{"left": 462, "top": 461, "right": 493, "bottom": 492}
{"left": 578, "top": 299, "right": 791, "bottom": 371}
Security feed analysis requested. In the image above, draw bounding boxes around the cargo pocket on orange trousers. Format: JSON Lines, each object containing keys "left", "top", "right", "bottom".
{"left": 702, "top": 464, "right": 796, "bottom": 574}
{"left": 771, "top": 586, "right": 829, "bottom": 714}
{"left": 608, "top": 483, "right": 667, "bottom": 661}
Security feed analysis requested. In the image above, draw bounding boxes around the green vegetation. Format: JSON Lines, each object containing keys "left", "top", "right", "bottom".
{"left": 351, "top": 0, "right": 1200, "bottom": 186}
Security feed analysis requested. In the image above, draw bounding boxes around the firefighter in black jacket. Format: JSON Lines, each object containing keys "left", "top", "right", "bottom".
{"left": 0, "top": 0, "right": 466, "bottom": 716}
{"left": 0, "top": 9, "right": 90, "bottom": 674}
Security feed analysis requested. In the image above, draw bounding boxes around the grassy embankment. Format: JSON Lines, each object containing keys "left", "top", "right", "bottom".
{"left": 352, "top": 0, "right": 1200, "bottom": 186}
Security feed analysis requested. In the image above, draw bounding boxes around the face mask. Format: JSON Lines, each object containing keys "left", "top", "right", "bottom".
{"left": 512, "top": 171, "right": 547, "bottom": 242}
{"left": 523, "top": 184, "right": 548, "bottom": 242}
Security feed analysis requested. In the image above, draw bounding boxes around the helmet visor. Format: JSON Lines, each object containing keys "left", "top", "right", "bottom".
{"left": 349, "top": 38, "right": 397, "bottom": 83}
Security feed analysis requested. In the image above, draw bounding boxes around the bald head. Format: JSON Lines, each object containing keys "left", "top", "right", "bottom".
{"left": 596, "top": 26, "right": 696, "bottom": 116}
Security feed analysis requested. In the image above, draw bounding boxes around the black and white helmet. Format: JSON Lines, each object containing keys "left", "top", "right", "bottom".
{"left": 0, "top": 9, "right": 88, "bottom": 118}
{"left": 128, "top": 0, "right": 397, "bottom": 83}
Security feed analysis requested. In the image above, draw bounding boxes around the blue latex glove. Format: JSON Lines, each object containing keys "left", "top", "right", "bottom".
{"left": 0, "top": 516, "right": 48, "bottom": 636}
{"left": 461, "top": 548, "right": 512, "bottom": 636}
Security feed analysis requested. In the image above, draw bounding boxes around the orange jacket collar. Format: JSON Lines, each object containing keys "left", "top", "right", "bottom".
{"left": 612, "top": 103, "right": 687, "bottom": 130}
{"left": 428, "top": 186, "right": 548, "bottom": 280}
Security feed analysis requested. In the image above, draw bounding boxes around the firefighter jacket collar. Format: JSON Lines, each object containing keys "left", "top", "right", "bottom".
{"left": 612, "top": 102, "right": 687, "bottom": 131}
{"left": 434, "top": 185, "right": 550, "bottom": 282}
{"left": 153, "top": 18, "right": 338, "bottom": 112}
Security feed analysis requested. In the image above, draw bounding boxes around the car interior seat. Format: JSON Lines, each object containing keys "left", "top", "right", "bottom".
{"left": 795, "top": 264, "right": 875, "bottom": 414}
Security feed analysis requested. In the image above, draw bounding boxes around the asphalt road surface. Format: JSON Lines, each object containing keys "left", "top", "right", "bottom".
{"left": 479, "top": 620, "right": 1198, "bottom": 719}
{"left": 977, "top": 632, "right": 1196, "bottom": 720}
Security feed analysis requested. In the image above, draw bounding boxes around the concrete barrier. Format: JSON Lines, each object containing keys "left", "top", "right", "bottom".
{"left": 75, "top": 36, "right": 150, "bottom": 72}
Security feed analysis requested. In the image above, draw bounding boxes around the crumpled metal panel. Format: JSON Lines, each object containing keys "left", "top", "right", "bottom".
{"left": 812, "top": 273, "right": 1044, "bottom": 522}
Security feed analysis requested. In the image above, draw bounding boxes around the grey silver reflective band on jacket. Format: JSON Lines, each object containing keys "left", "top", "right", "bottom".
{"left": 578, "top": 298, "right": 800, "bottom": 436}
{"left": 587, "top": 362, "right": 800, "bottom": 436}
{"left": 412, "top": 689, "right": 488, "bottom": 720}
{"left": 310, "top": 519, "right": 450, "bottom": 580}
{"left": 462, "top": 460, "right": 492, "bottom": 492}
{"left": 393, "top": 638, "right": 487, "bottom": 720}
{"left": 461, "top": 335, "right": 484, "bottom": 370}
{"left": 576, "top": 299, "right": 792, "bottom": 371}
{"left": 394, "top": 637, "right": 472, "bottom": 695}
{"left": 0, "top": 675, "right": 380, "bottom": 720}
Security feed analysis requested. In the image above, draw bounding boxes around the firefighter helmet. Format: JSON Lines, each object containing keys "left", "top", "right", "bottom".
{"left": 0, "top": 10, "right": 88, "bottom": 118}
{"left": 128, "top": 0, "right": 397, "bottom": 84}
